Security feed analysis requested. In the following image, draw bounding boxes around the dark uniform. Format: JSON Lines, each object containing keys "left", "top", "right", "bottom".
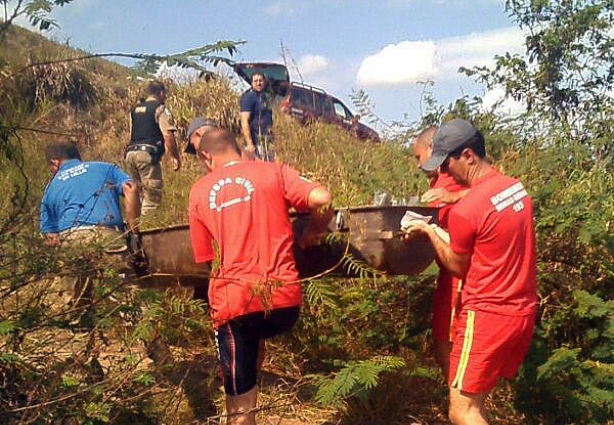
{"left": 125, "top": 96, "right": 176, "bottom": 213}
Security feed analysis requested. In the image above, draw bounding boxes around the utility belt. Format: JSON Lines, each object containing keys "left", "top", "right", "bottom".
{"left": 126, "top": 142, "right": 164, "bottom": 164}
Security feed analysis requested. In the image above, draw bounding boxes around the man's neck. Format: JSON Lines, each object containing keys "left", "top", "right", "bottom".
{"left": 468, "top": 161, "right": 493, "bottom": 186}
{"left": 211, "top": 152, "right": 243, "bottom": 170}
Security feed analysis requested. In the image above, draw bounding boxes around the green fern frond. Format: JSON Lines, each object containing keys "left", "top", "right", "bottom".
{"left": 313, "top": 355, "right": 405, "bottom": 406}
{"left": 305, "top": 278, "right": 340, "bottom": 318}
{"left": 340, "top": 254, "right": 385, "bottom": 279}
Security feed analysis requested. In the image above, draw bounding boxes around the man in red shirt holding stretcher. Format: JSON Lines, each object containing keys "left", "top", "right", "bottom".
{"left": 188, "top": 128, "right": 333, "bottom": 425}
{"left": 412, "top": 126, "right": 468, "bottom": 378}
{"left": 403, "top": 119, "right": 537, "bottom": 425}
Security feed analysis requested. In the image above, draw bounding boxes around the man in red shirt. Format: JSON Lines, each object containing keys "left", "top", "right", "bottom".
{"left": 188, "top": 128, "right": 333, "bottom": 425}
{"left": 403, "top": 119, "right": 537, "bottom": 425}
{"left": 412, "top": 127, "right": 468, "bottom": 379}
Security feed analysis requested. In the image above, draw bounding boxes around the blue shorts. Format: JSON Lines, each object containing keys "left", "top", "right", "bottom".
{"left": 215, "top": 306, "right": 300, "bottom": 395}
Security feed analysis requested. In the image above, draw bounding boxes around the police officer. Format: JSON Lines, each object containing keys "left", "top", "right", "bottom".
{"left": 125, "top": 80, "right": 181, "bottom": 214}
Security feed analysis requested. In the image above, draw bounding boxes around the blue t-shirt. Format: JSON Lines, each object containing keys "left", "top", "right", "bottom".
{"left": 240, "top": 89, "right": 273, "bottom": 141}
{"left": 40, "top": 159, "right": 131, "bottom": 233}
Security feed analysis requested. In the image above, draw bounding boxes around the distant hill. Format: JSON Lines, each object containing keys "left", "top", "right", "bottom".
{"left": 0, "top": 24, "right": 130, "bottom": 83}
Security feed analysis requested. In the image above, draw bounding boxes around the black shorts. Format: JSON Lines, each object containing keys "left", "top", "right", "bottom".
{"left": 215, "top": 306, "right": 300, "bottom": 395}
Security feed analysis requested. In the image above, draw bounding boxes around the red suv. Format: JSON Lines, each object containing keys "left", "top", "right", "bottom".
{"left": 234, "top": 62, "right": 380, "bottom": 142}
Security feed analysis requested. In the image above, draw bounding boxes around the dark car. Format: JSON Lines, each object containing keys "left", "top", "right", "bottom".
{"left": 233, "top": 62, "right": 380, "bottom": 142}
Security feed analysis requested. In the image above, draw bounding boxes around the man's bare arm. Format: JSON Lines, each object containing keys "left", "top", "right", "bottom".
{"left": 122, "top": 181, "right": 141, "bottom": 233}
{"left": 240, "top": 112, "right": 255, "bottom": 152}
{"left": 299, "top": 187, "right": 334, "bottom": 249}
{"left": 402, "top": 220, "right": 470, "bottom": 278}
{"left": 164, "top": 131, "right": 181, "bottom": 171}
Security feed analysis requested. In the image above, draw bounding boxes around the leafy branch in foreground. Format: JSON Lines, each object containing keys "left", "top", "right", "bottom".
{"left": 10, "top": 39, "right": 245, "bottom": 78}
{"left": 0, "top": 0, "right": 74, "bottom": 40}
{"left": 341, "top": 253, "right": 385, "bottom": 280}
{"left": 312, "top": 355, "right": 405, "bottom": 407}
{"left": 131, "top": 40, "right": 246, "bottom": 77}
{"left": 348, "top": 89, "right": 389, "bottom": 129}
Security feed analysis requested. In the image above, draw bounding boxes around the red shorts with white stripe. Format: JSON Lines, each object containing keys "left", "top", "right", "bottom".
{"left": 432, "top": 273, "right": 462, "bottom": 342}
{"left": 449, "top": 309, "right": 535, "bottom": 394}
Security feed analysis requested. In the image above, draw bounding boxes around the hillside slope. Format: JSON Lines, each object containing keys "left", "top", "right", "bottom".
{"left": 6, "top": 23, "right": 609, "bottom": 425}
{"left": 1, "top": 26, "right": 449, "bottom": 425}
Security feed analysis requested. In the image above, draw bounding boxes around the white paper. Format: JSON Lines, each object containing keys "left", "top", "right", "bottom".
{"left": 400, "top": 210, "right": 432, "bottom": 230}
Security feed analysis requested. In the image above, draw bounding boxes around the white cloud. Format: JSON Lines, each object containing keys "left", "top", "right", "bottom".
{"left": 265, "top": 1, "right": 295, "bottom": 17}
{"left": 296, "top": 54, "right": 330, "bottom": 76}
{"left": 356, "top": 26, "right": 524, "bottom": 86}
{"left": 438, "top": 27, "right": 525, "bottom": 73}
{"left": 482, "top": 86, "right": 526, "bottom": 116}
{"left": 356, "top": 40, "right": 439, "bottom": 85}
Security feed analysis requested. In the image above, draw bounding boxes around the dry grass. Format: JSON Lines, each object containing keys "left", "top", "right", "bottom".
{"left": 0, "top": 30, "right": 534, "bottom": 423}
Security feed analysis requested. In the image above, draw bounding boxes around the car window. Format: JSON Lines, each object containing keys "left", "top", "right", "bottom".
{"left": 291, "top": 87, "right": 314, "bottom": 110}
{"left": 315, "top": 93, "right": 333, "bottom": 116}
{"left": 333, "top": 100, "right": 352, "bottom": 120}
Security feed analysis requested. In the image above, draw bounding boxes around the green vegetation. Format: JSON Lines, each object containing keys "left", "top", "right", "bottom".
{"left": 1, "top": 1, "right": 613, "bottom": 423}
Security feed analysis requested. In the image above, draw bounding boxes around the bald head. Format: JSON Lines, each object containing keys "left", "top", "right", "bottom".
{"left": 413, "top": 126, "right": 437, "bottom": 149}
{"left": 412, "top": 126, "right": 438, "bottom": 176}
{"left": 198, "top": 128, "right": 242, "bottom": 156}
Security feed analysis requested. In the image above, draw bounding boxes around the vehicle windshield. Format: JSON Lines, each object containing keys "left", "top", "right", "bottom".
{"left": 233, "top": 63, "right": 290, "bottom": 97}
{"left": 333, "top": 100, "right": 353, "bottom": 120}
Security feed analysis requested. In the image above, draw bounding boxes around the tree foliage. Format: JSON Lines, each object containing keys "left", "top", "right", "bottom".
{"left": 0, "top": 0, "right": 74, "bottom": 39}
{"left": 0, "top": 1, "right": 613, "bottom": 424}
{"left": 454, "top": 2, "right": 614, "bottom": 423}
{"left": 462, "top": 0, "right": 614, "bottom": 147}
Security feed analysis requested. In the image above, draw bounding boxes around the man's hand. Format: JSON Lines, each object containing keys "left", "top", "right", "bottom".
{"left": 44, "top": 233, "right": 61, "bottom": 247}
{"left": 172, "top": 157, "right": 181, "bottom": 171}
{"left": 422, "top": 188, "right": 455, "bottom": 204}
{"left": 400, "top": 219, "right": 430, "bottom": 240}
{"left": 421, "top": 187, "right": 469, "bottom": 205}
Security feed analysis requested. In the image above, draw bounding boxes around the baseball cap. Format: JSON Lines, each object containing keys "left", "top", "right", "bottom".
{"left": 185, "top": 117, "right": 217, "bottom": 154}
{"left": 422, "top": 118, "right": 478, "bottom": 172}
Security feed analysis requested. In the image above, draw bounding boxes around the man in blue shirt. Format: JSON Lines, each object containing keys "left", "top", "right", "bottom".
{"left": 41, "top": 143, "right": 140, "bottom": 240}
{"left": 240, "top": 72, "right": 275, "bottom": 161}
{"left": 40, "top": 142, "right": 140, "bottom": 308}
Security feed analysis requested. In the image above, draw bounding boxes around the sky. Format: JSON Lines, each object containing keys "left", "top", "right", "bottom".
{"left": 17, "top": 0, "right": 527, "bottom": 128}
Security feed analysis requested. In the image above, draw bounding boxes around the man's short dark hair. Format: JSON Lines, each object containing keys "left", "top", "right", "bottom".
{"left": 147, "top": 80, "right": 166, "bottom": 96}
{"left": 251, "top": 72, "right": 266, "bottom": 83}
{"left": 449, "top": 130, "right": 486, "bottom": 159}
{"left": 199, "top": 128, "right": 241, "bottom": 156}
{"left": 45, "top": 142, "right": 81, "bottom": 163}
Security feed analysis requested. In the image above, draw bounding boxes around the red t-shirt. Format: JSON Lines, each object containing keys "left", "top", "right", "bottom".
{"left": 429, "top": 172, "right": 467, "bottom": 288}
{"left": 448, "top": 169, "right": 537, "bottom": 316}
{"left": 188, "top": 161, "right": 319, "bottom": 326}
{"left": 428, "top": 172, "right": 467, "bottom": 230}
